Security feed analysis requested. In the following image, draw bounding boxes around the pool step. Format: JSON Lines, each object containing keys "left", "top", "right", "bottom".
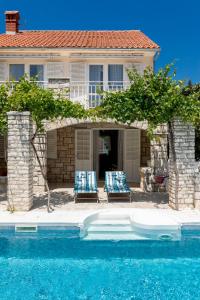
{"left": 90, "top": 219, "right": 130, "bottom": 226}
{"left": 82, "top": 213, "right": 138, "bottom": 240}
{"left": 87, "top": 225, "right": 133, "bottom": 233}
{"left": 84, "top": 232, "right": 150, "bottom": 241}
{"left": 81, "top": 211, "right": 182, "bottom": 241}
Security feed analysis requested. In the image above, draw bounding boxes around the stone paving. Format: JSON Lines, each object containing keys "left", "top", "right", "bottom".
{"left": 0, "top": 184, "right": 169, "bottom": 211}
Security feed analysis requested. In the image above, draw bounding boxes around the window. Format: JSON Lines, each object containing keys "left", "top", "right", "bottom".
{"left": 89, "top": 65, "right": 103, "bottom": 107}
{"left": 30, "top": 65, "right": 44, "bottom": 81}
{"left": 9, "top": 64, "right": 24, "bottom": 81}
{"left": 89, "top": 65, "right": 103, "bottom": 83}
{"left": 108, "top": 64, "right": 123, "bottom": 89}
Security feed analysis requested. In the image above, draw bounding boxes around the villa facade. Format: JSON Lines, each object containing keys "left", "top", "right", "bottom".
{"left": 0, "top": 11, "right": 199, "bottom": 211}
{"left": 0, "top": 11, "right": 166, "bottom": 185}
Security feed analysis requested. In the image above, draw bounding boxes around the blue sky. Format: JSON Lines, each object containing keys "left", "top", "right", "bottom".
{"left": 0, "top": 0, "right": 199, "bottom": 83}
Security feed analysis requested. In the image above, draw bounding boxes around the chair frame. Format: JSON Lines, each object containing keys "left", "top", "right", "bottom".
{"left": 74, "top": 171, "right": 99, "bottom": 203}
{"left": 105, "top": 171, "right": 132, "bottom": 203}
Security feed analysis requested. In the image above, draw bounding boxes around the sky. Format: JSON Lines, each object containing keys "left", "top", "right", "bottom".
{"left": 0, "top": 0, "right": 199, "bottom": 83}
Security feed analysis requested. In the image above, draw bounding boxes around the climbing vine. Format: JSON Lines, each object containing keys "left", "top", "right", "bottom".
{"left": 0, "top": 77, "right": 87, "bottom": 212}
{"left": 95, "top": 64, "right": 200, "bottom": 209}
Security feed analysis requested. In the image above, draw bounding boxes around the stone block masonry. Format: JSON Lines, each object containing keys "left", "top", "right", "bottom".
{"left": 168, "top": 119, "right": 200, "bottom": 209}
{"left": 7, "top": 112, "right": 33, "bottom": 211}
{"left": 33, "top": 133, "right": 47, "bottom": 193}
{"left": 47, "top": 123, "right": 151, "bottom": 184}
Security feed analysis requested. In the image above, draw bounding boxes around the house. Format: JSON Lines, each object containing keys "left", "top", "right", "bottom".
{"left": 0, "top": 11, "right": 168, "bottom": 197}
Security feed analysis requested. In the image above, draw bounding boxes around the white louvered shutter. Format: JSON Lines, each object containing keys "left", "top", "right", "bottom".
{"left": 47, "top": 62, "right": 69, "bottom": 79}
{"left": 70, "top": 62, "right": 86, "bottom": 82}
{"left": 123, "top": 63, "right": 145, "bottom": 82}
{"left": 0, "top": 63, "right": 8, "bottom": 81}
{"left": 70, "top": 63, "right": 87, "bottom": 106}
{"left": 47, "top": 130, "right": 57, "bottom": 159}
{"left": 75, "top": 129, "right": 92, "bottom": 171}
{"left": 124, "top": 129, "right": 140, "bottom": 182}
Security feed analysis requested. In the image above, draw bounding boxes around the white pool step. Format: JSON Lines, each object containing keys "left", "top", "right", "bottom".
{"left": 82, "top": 213, "right": 137, "bottom": 240}
{"left": 87, "top": 225, "right": 133, "bottom": 233}
{"left": 93, "top": 213, "right": 130, "bottom": 220}
{"left": 90, "top": 219, "right": 130, "bottom": 226}
{"left": 81, "top": 211, "right": 182, "bottom": 241}
{"left": 84, "top": 232, "right": 150, "bottom": 241}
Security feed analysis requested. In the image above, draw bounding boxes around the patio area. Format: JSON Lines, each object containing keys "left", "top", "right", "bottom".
{"left": 0, "top": 183, "right": 169, "bottom": 211}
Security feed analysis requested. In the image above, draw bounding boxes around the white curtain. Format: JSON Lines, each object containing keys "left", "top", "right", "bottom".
{"left": 89, "top": 65, "right": 103, "bottom": 82}
{"left": 108, "top": 64, "right": 123, "bottom": 86}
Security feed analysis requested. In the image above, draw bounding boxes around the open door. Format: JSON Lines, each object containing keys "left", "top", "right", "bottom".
{"left": 75, "top": 129, "right": 92, "bottom": 171}
{"left": 124, "top": 129, "right": 140, "bottom": 182}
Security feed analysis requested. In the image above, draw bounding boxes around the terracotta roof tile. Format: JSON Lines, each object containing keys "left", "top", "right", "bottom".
{"left": 0, "top": 30, "right": 159, "bottom": 49}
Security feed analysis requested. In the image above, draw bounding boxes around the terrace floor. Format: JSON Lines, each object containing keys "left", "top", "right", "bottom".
{"left": 0, "top": 183, "right": 169, "bottom": 211}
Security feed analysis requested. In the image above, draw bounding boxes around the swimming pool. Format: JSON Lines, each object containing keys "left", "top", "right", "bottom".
{"left": 0, "top": 225, "right": 200, "bottom": 300}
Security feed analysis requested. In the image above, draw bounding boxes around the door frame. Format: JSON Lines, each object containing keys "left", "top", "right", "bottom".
{"left": 92, "top": 128, "right": 123, "bottom": 180}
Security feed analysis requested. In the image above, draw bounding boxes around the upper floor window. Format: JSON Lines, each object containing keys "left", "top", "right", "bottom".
{"left": 108, "top": 64, "right": 123, "bottom": 85}
{"left": 89, "top": 65, "right": 103, "bottom": 83}
{"left": 30, "top": 65, "right": 44, "bottom": 81}
{"left": 9, "top": 64, "right": 24, "bottom": 81}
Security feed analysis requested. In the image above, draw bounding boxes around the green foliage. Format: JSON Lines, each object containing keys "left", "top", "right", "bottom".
{"left": 0, "top": 84, "right": 10, "bottom": 134}
{"left": 0, "top": 77, "right": 87, "bottom": 134}
{"left": 97, "top": 64, "right": 200, "bottom": 133}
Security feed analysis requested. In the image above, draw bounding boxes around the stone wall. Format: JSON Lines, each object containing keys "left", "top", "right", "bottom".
{"left": 7, "top": 112, "right": 33, "bottom": 211}
{"left": 47, "top": 126, "right": 75, "bottom": 183}
{"left": 141, "top": 130, "right": 151, "bottom": 167}
{"left": 33, "top": 133, "right": 47, "bottom": 193}
{"left": 47, "top": 123, "right": 151, "bottom": 183}
{"left": 168, "top": 119, "right": 200, "bottom": 209}
{"left": 150, "top": 125, "right": 168, "bottom": 174}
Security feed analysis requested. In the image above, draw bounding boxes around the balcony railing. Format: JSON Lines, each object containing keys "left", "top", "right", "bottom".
{"left": 0, "top": 81, "right": 130, "bottom": 108}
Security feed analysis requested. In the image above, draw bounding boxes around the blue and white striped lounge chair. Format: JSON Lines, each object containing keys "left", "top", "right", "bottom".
{"left": 74, "top": 171, "right": 99, "bottom": 203}
{"left": 105, "top": 171, "right": 132, "bottom": 202}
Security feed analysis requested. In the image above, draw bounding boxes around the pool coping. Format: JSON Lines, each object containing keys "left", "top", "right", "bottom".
{"left": 0, "top": 208, "right": 200, "bottom": 228}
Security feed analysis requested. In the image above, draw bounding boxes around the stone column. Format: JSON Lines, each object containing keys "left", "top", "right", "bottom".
{"left": 150, "top": 125, "right": 168, "bottom": 174}
{"left": 168, "top": 119, "right": 196, "bottom": 209}
{"left": 150, "top": 135, "right": 168, "bottom": 174}
{"left": 7, "top": 112, "right": 33, "bottom": 211}
{"left": 33, "top": 133, "right": 47, "bottom": 193}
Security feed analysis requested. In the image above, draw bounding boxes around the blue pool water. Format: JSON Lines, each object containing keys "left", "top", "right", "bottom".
{"left": 0, "top": 226, "right": 200, "bottom": 300}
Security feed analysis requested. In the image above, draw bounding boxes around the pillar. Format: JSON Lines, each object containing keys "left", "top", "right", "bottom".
{"left": 168, "top": 119, "right": 196, "bottom": 209}
{"left": 7, "top": 111, "right": 33, "bottom": 211}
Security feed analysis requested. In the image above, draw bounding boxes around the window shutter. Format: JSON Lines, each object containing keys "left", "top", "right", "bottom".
{"left": 47, "top": 62, "right": 69, "bottom": 79}
{"left": 124, "top": 63, "right": 145, "bottom": 82}
{"left": 0, "top": 63, "right": 8, "bottom": 81}
{"left": 75, "top": 129, "right": 92, "bottom": 171}
{"left": 124, "top": 129, "right": 141, "bottom": 182}
{"left": 70, "top": 63, "right": 87, "bottom": 105}
{"left": 47, "top": 130, "right": 57, "bottom": 159}
{"left": 70, "top": 62, "right": 86, "bottom": 82}
{"left": 0, "top": 135, "right": 5, "bottom": 158}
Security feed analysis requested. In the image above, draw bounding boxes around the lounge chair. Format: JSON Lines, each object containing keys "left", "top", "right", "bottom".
{"left": 74, "top": 171, "right": 99, "bottom": 203}
{"left": 105, "top": 171, "right": 132, "bottom": 202}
